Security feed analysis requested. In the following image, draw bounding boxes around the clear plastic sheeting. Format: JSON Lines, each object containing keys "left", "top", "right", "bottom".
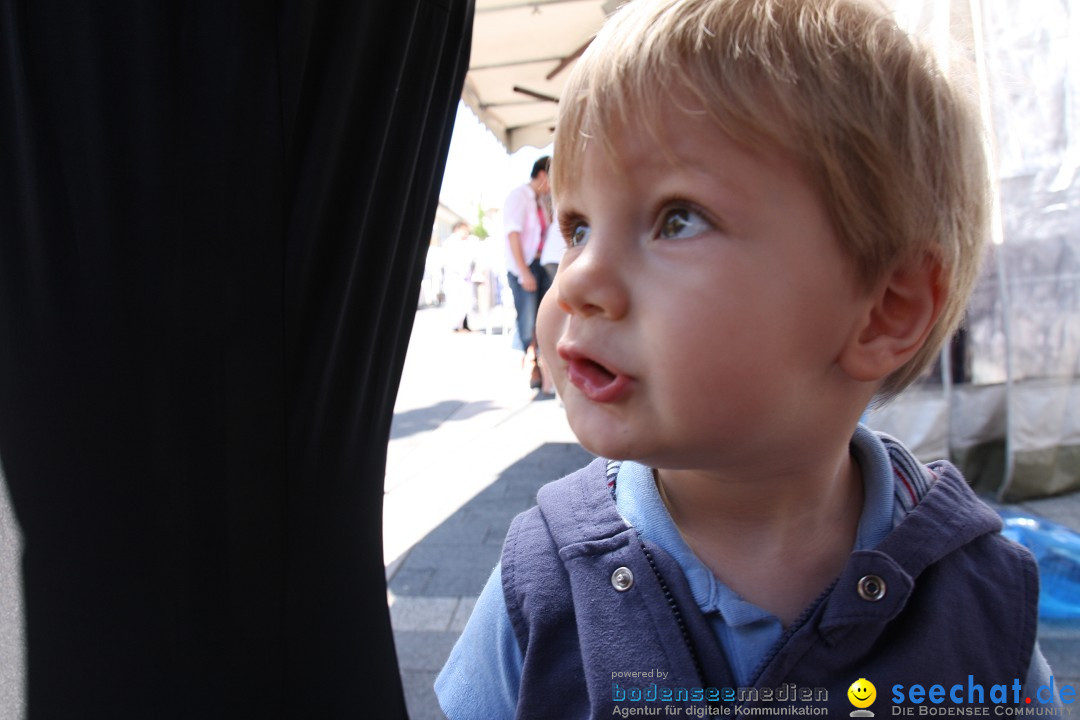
{"left": 868, "top": 0, "right": 1080, "bottom": 501}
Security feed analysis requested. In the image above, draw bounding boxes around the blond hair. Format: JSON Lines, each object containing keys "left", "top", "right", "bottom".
{"left": 553, "top": 0, "right": 990, "bottom": 398}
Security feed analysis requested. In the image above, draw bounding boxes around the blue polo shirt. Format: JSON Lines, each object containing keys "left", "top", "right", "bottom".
{"left": 433, "top": 426, "right": 1051, "bottom": 718}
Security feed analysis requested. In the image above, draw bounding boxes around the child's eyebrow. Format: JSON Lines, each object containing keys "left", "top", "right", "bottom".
{"left": 556, "top": 206, "right": 584, "bottom": 227}
{"left": 678, "top": 148, "right": 777, "bottom": 204}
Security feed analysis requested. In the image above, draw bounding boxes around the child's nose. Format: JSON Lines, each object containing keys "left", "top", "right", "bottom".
{"left": 555, "top": 241, "right": 629, "bottom": 320}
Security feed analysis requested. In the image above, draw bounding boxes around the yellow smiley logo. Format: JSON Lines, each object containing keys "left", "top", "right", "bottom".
{"left": 848, "top": 678, "right": 876, "bottom": 709}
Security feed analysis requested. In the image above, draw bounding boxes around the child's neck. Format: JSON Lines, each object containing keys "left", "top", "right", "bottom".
{"left": 654, "top": 446, "right": 864, "bottom": 627}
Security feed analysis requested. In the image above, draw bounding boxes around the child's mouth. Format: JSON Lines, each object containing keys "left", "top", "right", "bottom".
{"left": 565, "top": 356, "right": 630, "bottom": 403}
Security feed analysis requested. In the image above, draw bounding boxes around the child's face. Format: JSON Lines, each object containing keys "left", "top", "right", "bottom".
{"left": 538, "top": 108, "right": 871, "bottom": 474}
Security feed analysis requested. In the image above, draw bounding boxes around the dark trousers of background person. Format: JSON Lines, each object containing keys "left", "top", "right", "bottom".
{"left": 507, "top": 258, "right": 552, "bottom": 353}
{"left": 0, "top": 1, "right": 472, "bottom": 717}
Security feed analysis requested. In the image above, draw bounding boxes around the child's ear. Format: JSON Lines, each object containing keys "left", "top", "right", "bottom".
{"left": 838, "top": 253, "right": 946, "bottom": 383}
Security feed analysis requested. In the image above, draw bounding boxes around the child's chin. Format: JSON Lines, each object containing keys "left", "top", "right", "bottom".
{"left": 569, "top": 424, "right": 640, "bottom": 463}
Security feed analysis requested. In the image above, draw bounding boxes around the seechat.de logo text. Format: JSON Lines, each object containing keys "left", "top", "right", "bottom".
{"left": 890, "top": 676, "right": 1075, "bottom": 716}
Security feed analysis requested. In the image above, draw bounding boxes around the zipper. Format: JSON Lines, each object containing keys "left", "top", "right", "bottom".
{"left": 747, "top": 577, "right": 839, "bottom": 688}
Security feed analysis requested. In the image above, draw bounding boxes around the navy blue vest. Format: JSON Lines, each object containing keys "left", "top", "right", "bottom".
{"left": 502, "top": 456, "right": 1038, "bottom": 719}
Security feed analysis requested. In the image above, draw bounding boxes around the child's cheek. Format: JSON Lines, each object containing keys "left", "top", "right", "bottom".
{"left": 536, "top": 280, "right": 566, "bottom": 368}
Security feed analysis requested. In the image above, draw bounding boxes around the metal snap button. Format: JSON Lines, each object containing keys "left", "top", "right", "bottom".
{"left": 611, "top": 566, "right": 634, "bottom": 592}
{"left": 857, "top": 574, "right": 887, "bottom": 602}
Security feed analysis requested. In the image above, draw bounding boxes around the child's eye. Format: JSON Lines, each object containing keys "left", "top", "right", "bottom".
{"left": 566, "top": 222, "right": 591, "bottom": 247}
{"left": 658, "top": 207, "right": 710, "bottom": 240}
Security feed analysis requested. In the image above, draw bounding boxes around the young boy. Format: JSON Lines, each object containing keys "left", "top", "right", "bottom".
{"left": 436, "top": 0, "right": 1053, "bottom": 717}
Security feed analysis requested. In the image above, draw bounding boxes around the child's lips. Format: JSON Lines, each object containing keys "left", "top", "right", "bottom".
{"left": 558, "top": 347, "right": 632, "bottom": 403}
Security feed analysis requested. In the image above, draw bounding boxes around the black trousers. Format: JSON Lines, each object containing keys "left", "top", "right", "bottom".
{"left": 0, "top": 1, "right": 472, "bottom": 716}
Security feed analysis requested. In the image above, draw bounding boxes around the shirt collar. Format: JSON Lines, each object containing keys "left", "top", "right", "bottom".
{"left": 612, "top": 425, "right": 897, "bottom": 623}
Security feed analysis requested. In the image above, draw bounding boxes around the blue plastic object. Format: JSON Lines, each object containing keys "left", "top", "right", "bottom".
{"left": 999, "top": 510, "right": 1080, "bottom": 621}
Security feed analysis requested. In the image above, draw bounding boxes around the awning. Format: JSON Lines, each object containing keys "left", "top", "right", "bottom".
{"left": 464, "top": 0, "right": 617, "bottom": 152}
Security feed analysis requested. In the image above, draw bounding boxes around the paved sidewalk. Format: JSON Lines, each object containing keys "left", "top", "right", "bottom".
{"left": 385, "top": 306, "right": 1080, "bottom": 720}
{"left": 384, "top": 306, "right": 584, "bottom": 719}
{"left": 388, "top": 438, "right": 592, "bottom": 720}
